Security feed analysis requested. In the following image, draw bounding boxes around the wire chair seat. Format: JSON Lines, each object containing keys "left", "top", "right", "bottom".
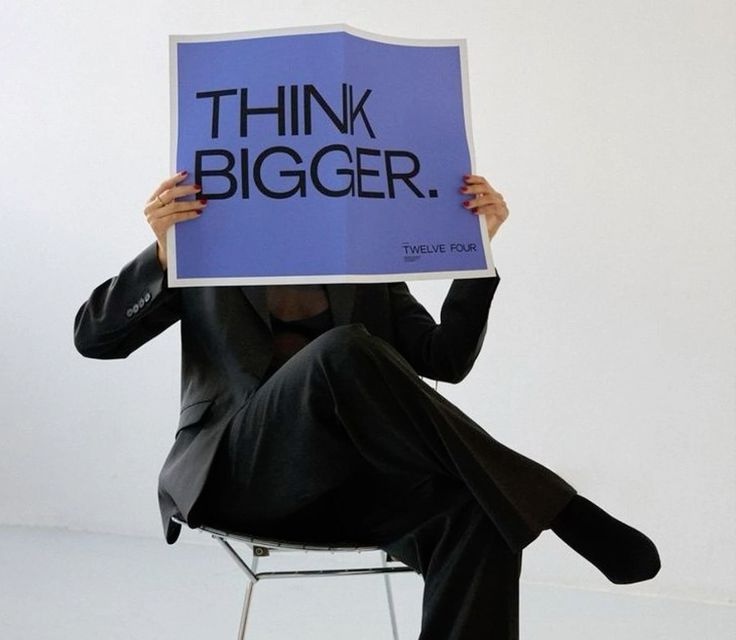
{"left": 172, "top": 516, "right": 417, "bottom": 639}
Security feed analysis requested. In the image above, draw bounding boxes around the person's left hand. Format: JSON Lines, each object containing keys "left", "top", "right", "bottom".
{"left": 459, "top": 174, "right": 510, "bottom": 241}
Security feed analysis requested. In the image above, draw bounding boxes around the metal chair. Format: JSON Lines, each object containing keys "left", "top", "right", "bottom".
{"left": 173, "top": 516, "right": 418, "bottom": 639}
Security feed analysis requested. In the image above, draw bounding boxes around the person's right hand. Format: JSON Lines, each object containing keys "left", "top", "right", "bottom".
{"left": 144, "top": 171, "right": 207, "bottom": 270}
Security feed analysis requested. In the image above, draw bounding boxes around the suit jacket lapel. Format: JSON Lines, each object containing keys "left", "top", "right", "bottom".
{"left": 240, "top": 283, "right": 356, "bottom": 333}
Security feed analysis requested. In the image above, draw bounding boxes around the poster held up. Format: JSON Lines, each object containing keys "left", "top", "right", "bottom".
{"left": 168, "top": 24, "right": 494, "bottom": 286}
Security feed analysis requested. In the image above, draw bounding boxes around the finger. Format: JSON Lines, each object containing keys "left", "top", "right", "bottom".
{"left": 167, "top": 209, "right": 203, "bottom": 224}
{"left": 461, "top": 194, "right": 505, "bottom": 209}
{"left": 459, "top": 183, "right": 503, "bottom": 198}
{"left": 164, "top": 199, "right": 207, "bottom": 216}
{"left": 462, "top": 173, "right": 492, "bottom": 186}
{"left": 147, "top": 170, "right": 190, "bottom": 203}
{"left": 150, "top": 209, "right": 203, "bottom": 233}
{"left": 151, "top": 183, "right": 202, "bottom": 206}
{"left": 463, "top": 174, "right": 500, "bottom": 195}
{"left": 146, "top": 198, "right": 207, "bottom": 219}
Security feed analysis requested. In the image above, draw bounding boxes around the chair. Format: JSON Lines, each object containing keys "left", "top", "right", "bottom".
{"left": 172, "top": 516, "right": 418, "bottom": 639}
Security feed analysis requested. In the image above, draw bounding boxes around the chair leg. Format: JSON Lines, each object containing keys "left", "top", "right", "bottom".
{"left": 381, "top": 551, "right": 400, "bottom": 640}
{"left": 237, "top": 580, "right": 255, "bottom": 640}
{"left": 236, "top": 554, "right": 260, "bottom": 639}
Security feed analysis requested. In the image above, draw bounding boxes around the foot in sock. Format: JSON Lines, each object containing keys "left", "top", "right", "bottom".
{"left": 549, "top": 494, "right": 661, "bottom": 584}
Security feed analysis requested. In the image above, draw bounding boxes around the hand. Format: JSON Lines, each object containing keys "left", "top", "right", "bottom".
{"left": 459, "top": 174, "right": 510, "bottom": 242}
{"left": 143, "top": 171, "right": 207, "bottom": 269}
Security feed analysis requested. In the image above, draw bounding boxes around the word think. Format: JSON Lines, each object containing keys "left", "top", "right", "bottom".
{"left": 196, "top": 84, "right": 375, "bottom": 139}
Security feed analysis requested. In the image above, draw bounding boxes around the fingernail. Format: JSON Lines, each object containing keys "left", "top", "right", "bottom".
{"left": 179, "top": 170, "right": 188, "bottom": 176}
{"left": 462, "top": 200, "right": 470, "bottom": 207}
{"left": 463, "top": 174, "right": 470, "bottom": 180}
{"left": 459, "top": 187, "right": 468, "bottom": 193}
{"left": 199, "top": 198, "right": 207, "bottom": 204}
{"left": 193, "top": 184, "right": 201, "bottom": 190}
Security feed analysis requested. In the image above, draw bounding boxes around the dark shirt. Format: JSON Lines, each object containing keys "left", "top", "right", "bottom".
{"left": 263, "top": 306, "right": 334, "bottom": 380}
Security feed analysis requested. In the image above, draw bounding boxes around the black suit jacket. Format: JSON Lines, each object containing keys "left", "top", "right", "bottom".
{"left": 73, "top": 241, "right": 501, "bottom": 544}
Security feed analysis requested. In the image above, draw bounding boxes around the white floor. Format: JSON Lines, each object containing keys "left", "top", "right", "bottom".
{"left": 0, "top": 525, "right": 733, "bottom": 639}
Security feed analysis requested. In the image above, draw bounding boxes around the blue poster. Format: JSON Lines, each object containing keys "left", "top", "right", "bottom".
{"left": 168, "top": 25, "right": 494, "bottom": 286}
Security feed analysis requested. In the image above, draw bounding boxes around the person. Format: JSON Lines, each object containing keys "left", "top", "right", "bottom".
{"left": 73, "top": 170, "right": 660, "bottom": 639}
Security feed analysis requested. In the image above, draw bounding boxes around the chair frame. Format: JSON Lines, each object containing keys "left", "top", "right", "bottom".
{"left": 173, "top": 516, "right": 418, "bottom": 639}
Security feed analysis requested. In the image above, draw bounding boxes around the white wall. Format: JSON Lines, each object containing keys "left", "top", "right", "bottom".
{"left": 1, "top": 0, "right": 733, "bottom": 605}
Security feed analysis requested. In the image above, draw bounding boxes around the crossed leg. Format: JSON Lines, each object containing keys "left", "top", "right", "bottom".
{"left": 203, "top": 324, "right": 576, "bottom": 547}
{"left": 196, "top": 323, "right": 588, "bottom": 638}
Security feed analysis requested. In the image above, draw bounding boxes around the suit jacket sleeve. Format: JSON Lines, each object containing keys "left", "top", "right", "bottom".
{"left": 388, "top": 268, "right": 501, "bottom": 384}
{"left": 74, "top": 242, "right": 182, "bottom": 359}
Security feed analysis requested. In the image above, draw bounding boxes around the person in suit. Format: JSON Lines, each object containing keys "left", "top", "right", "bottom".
{"left": 73, "top": 170, "right": 660, "bottom": 639}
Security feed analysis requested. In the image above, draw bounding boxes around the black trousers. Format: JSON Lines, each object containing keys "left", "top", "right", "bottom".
{"left": 199, "top": 324, "right": 577, "bottom": 639}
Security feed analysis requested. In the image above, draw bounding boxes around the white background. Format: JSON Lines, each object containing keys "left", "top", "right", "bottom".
{"left": 1, "top": 0, "right": 733, "bottom": 606}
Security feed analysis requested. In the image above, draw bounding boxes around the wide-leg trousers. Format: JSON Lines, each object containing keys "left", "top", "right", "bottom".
{"left": 198, "top": 323, "right": 578, "bottom": 639}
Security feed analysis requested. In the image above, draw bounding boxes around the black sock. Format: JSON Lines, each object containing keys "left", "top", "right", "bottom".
{"left": 549, "top": 495, "right": 661, "bottom": 584}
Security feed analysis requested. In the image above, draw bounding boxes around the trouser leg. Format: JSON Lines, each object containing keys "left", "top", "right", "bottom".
{"left": 411, "top": 498, "right": 522, "bottom": 640}
{"left": 202, "top": 323, "right": 576, "bottom": 552}
{"left": 387, "top": 486, "right": 522, "bottom": 640}
{"left": 330, "top": 473, "right": 523, "bottom": 640}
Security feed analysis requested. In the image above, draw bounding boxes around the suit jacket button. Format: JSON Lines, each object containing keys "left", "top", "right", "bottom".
{"left": 138, "top": 297, "right": 145, "bottom": 307}
{"left": 132, "top": 303, "right": 140, "bottom": 313}
{"left": 144, "top": 292, "right": 151, "bottom": 302}
{"left": 126, "top": 308, "right": 134, "bottom": 318}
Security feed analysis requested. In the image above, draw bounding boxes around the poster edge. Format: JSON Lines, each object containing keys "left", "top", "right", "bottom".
{"left": 166, "top": 35, "right": 179, "bottom": 287}
{"left": 167, "top": 265, "right": 496, "bottom": 288}
{"left": 169, "top": 23, "right": 466, "bottom": 48}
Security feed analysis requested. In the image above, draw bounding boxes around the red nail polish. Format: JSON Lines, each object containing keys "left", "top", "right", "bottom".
{"left": 193, "top": 184, "right": 201, "bottom": 190}
{"left": 462, "top": 200, "right": 470, "bottom": 206}
{"left": 179, "top": 170, "right": 188, "bottom": 176}
{"left": 460, "top": 187, "right": 468, "bottom": 193}
{"left": 199, "top": 198, "right": 207, "bottom": 204}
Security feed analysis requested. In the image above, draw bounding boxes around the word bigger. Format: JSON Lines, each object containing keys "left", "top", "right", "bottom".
{"left": 195, "top": 144, "right": 439, "bottom": 200}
